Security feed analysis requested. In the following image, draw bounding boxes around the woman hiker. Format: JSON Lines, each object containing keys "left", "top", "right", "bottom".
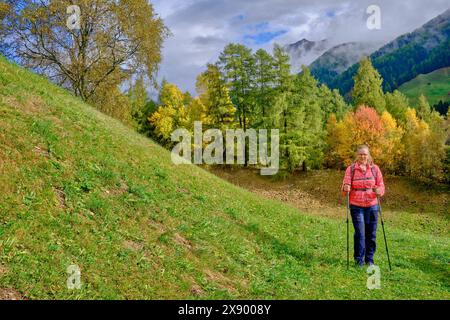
{"left": 342, "top": 145, "right": 385, "bottom": 267}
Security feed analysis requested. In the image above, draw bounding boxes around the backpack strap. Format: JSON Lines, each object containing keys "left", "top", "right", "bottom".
{"left": 371, "top": 165, "right": 378, "bottom": 183}
{"left": 350, "top": 163, "right": 356, "bottom": 188}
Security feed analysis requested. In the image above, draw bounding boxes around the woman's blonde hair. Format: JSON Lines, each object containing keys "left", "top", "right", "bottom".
{"left": 355, "top": 144, "right": 374, "bottom": 165}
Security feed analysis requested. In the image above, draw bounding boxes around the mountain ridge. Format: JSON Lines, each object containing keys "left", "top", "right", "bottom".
{"left": 309, "top": 41, "right": 383, "bottom": 85}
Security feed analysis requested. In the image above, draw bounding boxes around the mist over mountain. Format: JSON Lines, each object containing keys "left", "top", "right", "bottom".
{"left": 309, "top": 42, "right": 383, "bottom": 86}
{"left": 283, "top": 38, "right": 332, "bottom": 73}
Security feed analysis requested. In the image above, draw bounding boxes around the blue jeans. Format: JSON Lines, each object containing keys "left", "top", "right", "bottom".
{"left": 350, "top": 204, "right": 379, "bottom": 265}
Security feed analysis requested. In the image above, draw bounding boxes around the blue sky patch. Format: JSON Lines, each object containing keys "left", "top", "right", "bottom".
{"left": 247, "top": 22, "right": 270, "bottom": 32}
{"left": 231, "top": 14, "right": 246, "bottom": 22}
{"left": 243, "top": 30, "right": 288, "bottom": 45}
{"left": 326, "top": 10, "right": 336, "bottom": 18}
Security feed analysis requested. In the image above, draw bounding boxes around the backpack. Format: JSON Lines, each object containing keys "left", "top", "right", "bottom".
{"left": 350, "top": 163, "right": 378, "bottom": 188}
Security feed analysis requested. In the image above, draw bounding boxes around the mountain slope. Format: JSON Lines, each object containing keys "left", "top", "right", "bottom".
{"left": 0, "top": 56, "right": 449, "bottom": 299}
{"left": 309, "top": 42, "right": 382, "bottom": 86}
{"left": 327, "top": 8, "right": 450, "bottom": 98}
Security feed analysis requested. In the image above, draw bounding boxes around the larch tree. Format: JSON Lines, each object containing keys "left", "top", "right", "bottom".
{"left": 352, "top": 57, "right": 386, "bottom": 114}
{"left": 270, "top": 44, "right": 293, "bottom": 159}
{"left": 196, "top": 64, "right": 236, "bottom": 130}
{"left": 253, "top": 48, "right": 275, "bottom": 127}
{"left": 218, "top": 43, "right": 255, "bottom": 131}
{"left": 384, "top": 90, "right": 410, "bottom": 123}
{"left": 318, "top": 84, "right": 348, "bottom": 123}
{"left": 417, "top": 94, "right": 432, "bottom": 122}
{"left": 272, "top": 44, "right": 292, "bottom": 94}
{"left": 292, "top": 67, "right": 325, "bottom": 171}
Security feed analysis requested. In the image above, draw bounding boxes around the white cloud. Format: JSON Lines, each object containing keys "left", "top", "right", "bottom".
{"left": 151, "top": 0, "right": 450, "bottom": 96}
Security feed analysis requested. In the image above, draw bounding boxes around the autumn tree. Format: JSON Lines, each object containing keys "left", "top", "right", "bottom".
{"left": 196, "top": 64, "right": 236, "bottom": 130}
{"left": 185, "top": 98, "right": 208, "bottom": 131}
{"left": 1, "top": 0, "right": 168, "bottom": 113}
{"left": 402, "top": 108, "right": 446, "bottom": 180}
{"left": 379, "top": 111, "right": 404, "bottom": 173}
{"left": 326, "top": 111, "right": 357, "bottom": 168}
{"left": 93, "top": 82, "right": 133, "bottom": 124}
{"left": 326, "top": 105, "right": 403, "bottom": 171}
{"left": 417, "top": 94, "right": 432, "bottom": 122}
{"left": 149, "top": 83, "right": 188, "bottom": 145}
{"left": 384, "top": 90, "right": 410, "bottom": 123}
{"left": 352, "top": 57, "right": 386, "bottom": 113}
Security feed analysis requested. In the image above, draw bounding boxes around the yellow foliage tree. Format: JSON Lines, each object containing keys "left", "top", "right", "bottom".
{"left": 196, "top": 64, "right": 236, "bottom": 129}
{"left": 149, "top": 83, "right": 212, "bottom": 146}
{"left": 185, "top": 98, "right": 209, "bottom": 131}
{"left": 149, "top": 83, "right": 188, "bottom": 144}
{"left": 379, "top": 111, "right": 404, "bottom": 173}
{"left": 326, "top": 113, "right": 356, "bottom": 168}
{"left": 403, "top": 108, "right": 446, "bottom": 180}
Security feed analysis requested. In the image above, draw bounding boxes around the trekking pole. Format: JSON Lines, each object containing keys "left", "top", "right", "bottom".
{"left": 346, "top": 192, "right": 350, "bottom": 270}
{"left": 377, "top": 195, "right": 392, "bottom": 271}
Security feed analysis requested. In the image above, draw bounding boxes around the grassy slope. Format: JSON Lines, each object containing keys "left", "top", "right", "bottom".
{"left": 398, "top": 67, "right": 450, "bottom": 106}
{"left": 0, "top": 56, "right": 448, "bottom": 300}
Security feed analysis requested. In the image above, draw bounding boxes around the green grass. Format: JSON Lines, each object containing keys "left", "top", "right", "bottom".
{"left": 398, "top": 67, "right": 450, "bottom": 106}
{"left": 0, "top": 55, "right": 449, "bottom": 299}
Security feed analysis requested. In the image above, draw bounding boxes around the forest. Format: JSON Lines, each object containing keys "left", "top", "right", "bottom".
{"left": 139, "top": 44, "right": 449, "bottom": 182}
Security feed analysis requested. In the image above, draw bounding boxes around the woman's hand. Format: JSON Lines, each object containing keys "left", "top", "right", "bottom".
{"left": 373, "top": 187, "right": 381, "bottom": 196}
{"left": 343, "top": 184, "right": 351, "bottom": 193}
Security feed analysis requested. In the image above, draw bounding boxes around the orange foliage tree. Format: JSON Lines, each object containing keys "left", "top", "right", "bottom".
{"left": 326, "top": 105, "right": 403, "bottom": 171}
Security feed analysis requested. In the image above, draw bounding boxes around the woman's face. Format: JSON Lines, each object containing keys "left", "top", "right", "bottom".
{"left": 357, "top": 149, "right": 369, "bottom": 165}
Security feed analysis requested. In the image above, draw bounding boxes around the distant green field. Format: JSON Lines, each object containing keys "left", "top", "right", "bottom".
{"left": 398, "top": 67, "right": 450, "bottom": 106}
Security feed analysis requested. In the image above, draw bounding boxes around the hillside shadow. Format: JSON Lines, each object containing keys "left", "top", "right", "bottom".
{"left": 223, "top": 209, "right": 318, "bottom": 266}
{"left": 409, "top": 255, "right": 450, "bottom": 290}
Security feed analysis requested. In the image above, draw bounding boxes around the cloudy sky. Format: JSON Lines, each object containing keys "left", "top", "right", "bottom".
{"left": 151, "top": 0, "right": 449, "bottom": 95}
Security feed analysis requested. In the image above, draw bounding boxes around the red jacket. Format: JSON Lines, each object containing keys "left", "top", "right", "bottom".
{"left": 342, "top": 162, "right": 385, "bottom": 207}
